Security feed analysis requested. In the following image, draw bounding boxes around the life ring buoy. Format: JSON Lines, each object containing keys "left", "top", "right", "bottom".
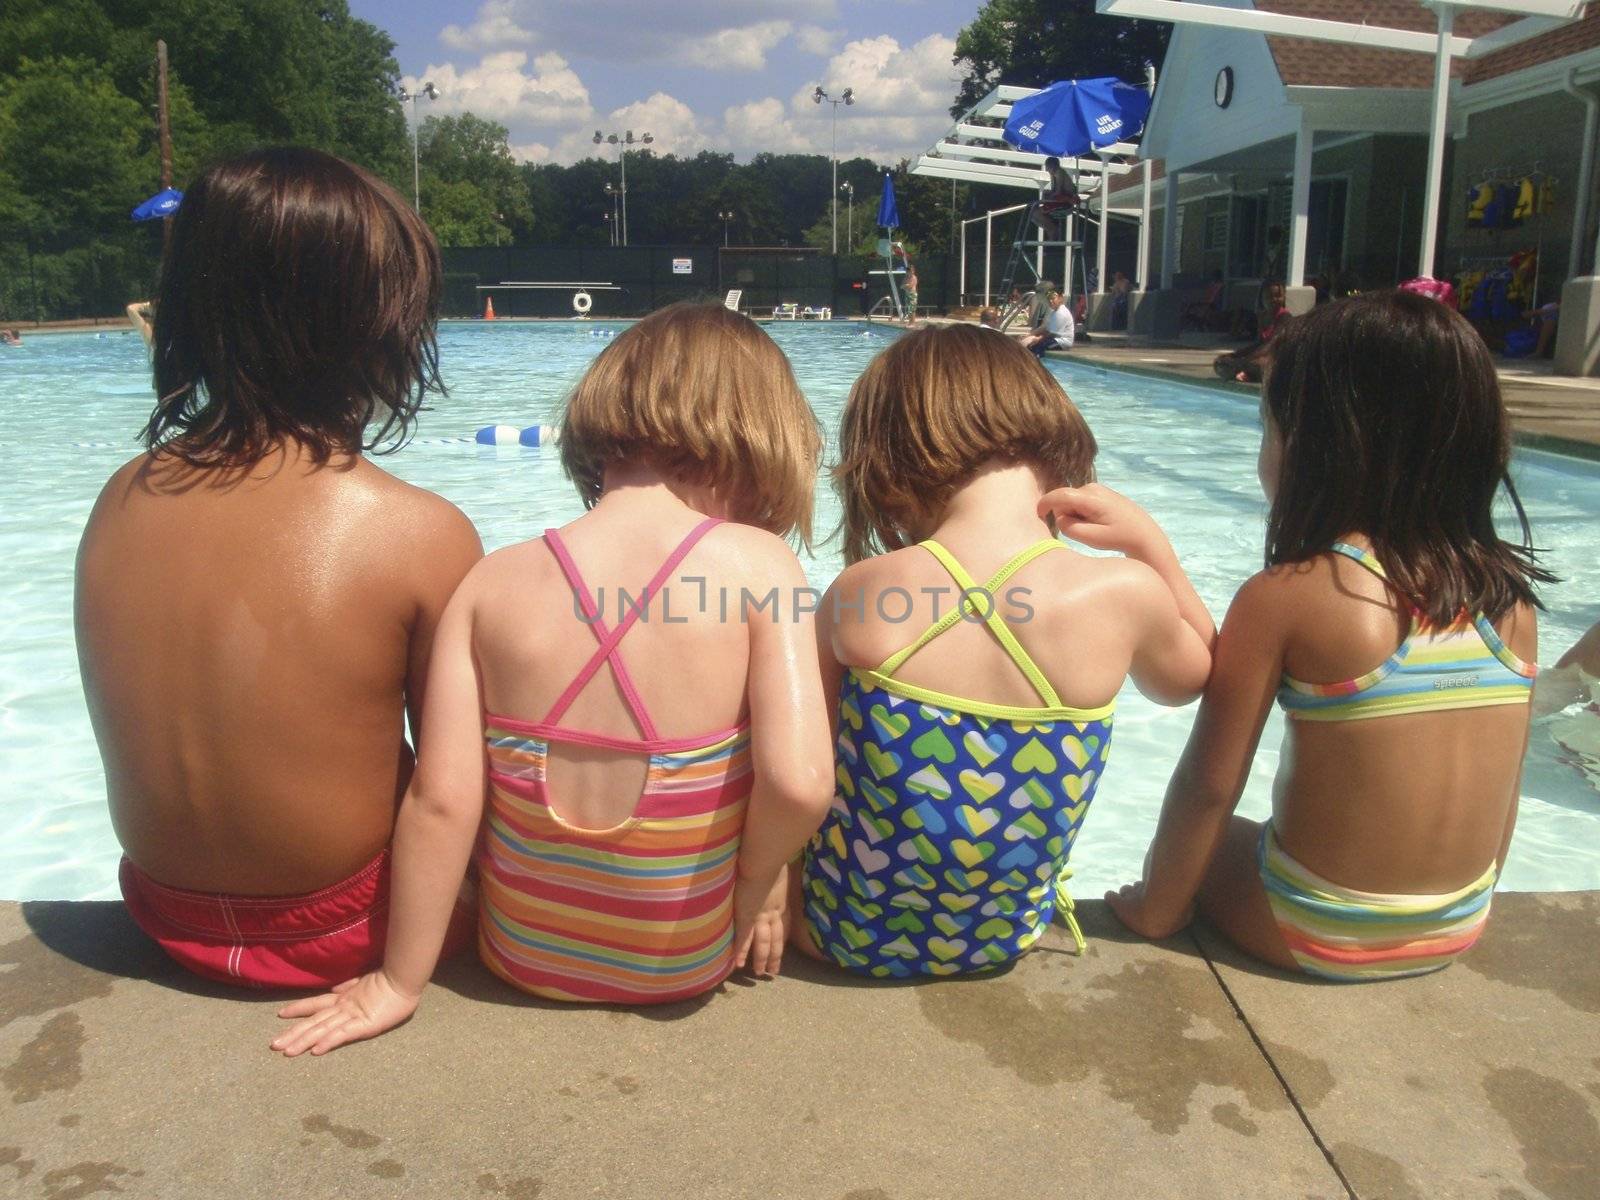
{"left": 572, "top": 290, "right": 592, "bottom": 315}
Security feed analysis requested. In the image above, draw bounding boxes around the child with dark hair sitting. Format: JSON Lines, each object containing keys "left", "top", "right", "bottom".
{"left": 76, "top": 146, "right": 482, "bottom": 989}
{"left": 1112, "top": 290, "right": 1548, "bottom": 982}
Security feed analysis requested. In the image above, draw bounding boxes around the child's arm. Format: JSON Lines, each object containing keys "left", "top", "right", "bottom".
{"left": 1037, "top": 484, "right": 1215, "bottom": 702}
{"left": 404, "top": 505, "right": 483, "bottom": 746}
{"left": 1107, "top": 573, "right": 1287, "bottom": 938}
{"left": 733, "top": 539, "right": 836, "bottom": 978}
{"left": 271, "top": 579, "right": 486, "bottom": 1057}
{"left": 815, "top": 578, "right": 848, "bottom": 738}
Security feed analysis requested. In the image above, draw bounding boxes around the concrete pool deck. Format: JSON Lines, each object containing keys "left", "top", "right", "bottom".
{"left": 3, "top": 894, "right": 1597, "bottom": 1199}
{"left": 1037, "top": 334, "right": 1600, "bottom": 459}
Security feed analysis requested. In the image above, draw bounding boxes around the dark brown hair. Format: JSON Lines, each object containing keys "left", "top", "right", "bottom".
{"left": 144, "top": 146, "right": 443, "bottom": 466}
{"left": 835, "top": 323, "right": 1096, "bottom": 564}
{"left": 1263, "top": 289, "right": 1552, "bottom": 625}
{"left": 559, "top": 303, "right": 822, "bottom": 544}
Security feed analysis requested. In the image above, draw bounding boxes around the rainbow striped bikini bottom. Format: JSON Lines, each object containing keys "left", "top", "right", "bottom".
{"left": 1258, "top": 824, "right": 1496, "bottom": 982}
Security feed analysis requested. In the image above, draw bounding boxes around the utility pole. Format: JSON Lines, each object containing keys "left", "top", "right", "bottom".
{"left": 156, "top": 40, "right": 173, "bottom": 249}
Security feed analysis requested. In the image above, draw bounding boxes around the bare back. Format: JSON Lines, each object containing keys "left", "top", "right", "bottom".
{"left": 470, "top": 509, "right": 768, "bottom": 830}
{"left": 1267, "top": 553, "right": 1536, "bottom": 892}
{"left": 76, "top": 445, "right": 480, "bottom": 894}
{"left": 830, "top": 534, "right": 1168, "bottom": 713}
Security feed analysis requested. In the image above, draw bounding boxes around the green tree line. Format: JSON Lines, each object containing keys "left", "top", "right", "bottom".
{"left": 0, "top": 0, "right": 1162, "bottom": 319}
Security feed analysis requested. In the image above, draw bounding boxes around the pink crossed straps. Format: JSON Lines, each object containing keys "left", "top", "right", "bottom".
{"left": 525, "top": 517, "right": 726, "bottom": 753}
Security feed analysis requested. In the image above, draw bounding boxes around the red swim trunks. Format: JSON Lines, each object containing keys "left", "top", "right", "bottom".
{"left": 119, "top": 851, "right": 472, "bottom": 990}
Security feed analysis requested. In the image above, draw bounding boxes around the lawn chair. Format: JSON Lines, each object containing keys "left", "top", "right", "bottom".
{"left": 723, "top": 289, "right": 742, "bottom": 312}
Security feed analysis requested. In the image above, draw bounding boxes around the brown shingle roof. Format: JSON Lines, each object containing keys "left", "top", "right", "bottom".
{"left": 1256, "top": 0, "right": 1511, "bottom": 88}
{"left": 1468, "top": 3, "right": 1600, "bottom": 83}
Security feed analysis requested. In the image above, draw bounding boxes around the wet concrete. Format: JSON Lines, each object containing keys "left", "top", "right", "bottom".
{"left": 3, "top": 894, "right": 1596, "bottom": 1198}
{"left": 1196, "top": 891, "right": 1600, "bottom": 1200}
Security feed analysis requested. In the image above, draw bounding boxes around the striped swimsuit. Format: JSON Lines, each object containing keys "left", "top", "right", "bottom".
{"left": 1263, "top": 542, "right": 1535, "bottom": 982}
{"left": 479, "top": 519, "right": 753, "bottom": 1004}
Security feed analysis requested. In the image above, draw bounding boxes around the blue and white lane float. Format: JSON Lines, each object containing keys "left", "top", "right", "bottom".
{"left": 475, "top": 425, "right": 560, "bottom": 447}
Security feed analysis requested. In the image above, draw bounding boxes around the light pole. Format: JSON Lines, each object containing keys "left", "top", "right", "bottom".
{"left": 718, "top": 210, "right": 734, "bottom": 247}
{"left": 812, "top": 86, "right": 854, "bottom": 254}
{"left": 604, "top": 183, "right": 621, "bottom": 245}
{"left": 840, "top": 181, "right": 854, "bottom": 253}
{"left": 397, "top": 81, "right": 438, "bottom": 211}
{"left": 594, "top": 129, "right": 653, "bottom": 246}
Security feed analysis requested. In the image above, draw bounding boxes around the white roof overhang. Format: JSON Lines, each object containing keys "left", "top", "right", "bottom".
{"left": 910, "top": 85, "right": 1142, "bottom": 191}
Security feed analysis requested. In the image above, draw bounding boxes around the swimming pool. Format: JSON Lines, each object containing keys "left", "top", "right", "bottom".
{"left": 3, "top": 320, "right": 1597, "bottom": 901}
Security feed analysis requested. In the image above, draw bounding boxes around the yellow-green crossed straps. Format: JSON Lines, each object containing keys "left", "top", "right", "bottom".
{"left": 876, "top": 539, "right": 1065, "bottom": 708}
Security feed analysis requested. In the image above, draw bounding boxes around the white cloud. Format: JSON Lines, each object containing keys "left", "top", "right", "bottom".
{"left": 671, "top": 20, "right": 794, "bottom": 71}
{"left": 803, "top": 34, "right": 959, "bottom": 122}
{"left": 509, "top": 141, "right": 553, "bottom": 163}
{"left": 433, "top": 2, "right": 838, "bottom": 65}
{"left": 440, "top": 1, "right": 533, "bottom": 52}
{"left": 552, "top": 93, "right": 711, "bottom": 163}
{"left": 721, "top": 98, "right": 813, "bottom": 155}
{"left": 405, "top": 51, "right": 592, "bottom": 128}
{"left": 793, "top": 25, "right": 843, "bottom": 57}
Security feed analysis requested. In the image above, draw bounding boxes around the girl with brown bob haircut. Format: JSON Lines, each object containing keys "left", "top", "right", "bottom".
{"left": 791, "top": 324, "right": 1214, "bottom": 979}
{"left": 560, "top": 302, "right": 822, "bottom": 544}
{"left": 274, "top": 304, "right": 835, "bottom": 1051}
{"left": 78, "top": 147, "right": 481, "bottom": 992}
{"left": 1108, "top": 291, "right": 1548, "bottom": 984}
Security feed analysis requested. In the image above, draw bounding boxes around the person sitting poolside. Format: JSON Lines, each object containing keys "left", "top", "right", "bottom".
{"left": 1109, "top": 271, "right": 1133, "bottom": 330}
{"left": 1021, "top": 290, "right": 1074, "bottom": 356}
{"left": 76, "top": 147, "right": 481, "bottom": 990}
{"left": 1184, "top": 270, "right": 1228, "bottom": 331}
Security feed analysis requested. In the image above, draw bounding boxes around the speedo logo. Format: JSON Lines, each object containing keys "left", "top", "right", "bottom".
{"left": 1433, "top": 675, "right": 1480, "bottom": 690}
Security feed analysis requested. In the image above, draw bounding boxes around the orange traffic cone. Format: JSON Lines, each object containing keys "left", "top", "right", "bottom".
{"left": 484, "top": 296, "right": 496, "bottom": 321}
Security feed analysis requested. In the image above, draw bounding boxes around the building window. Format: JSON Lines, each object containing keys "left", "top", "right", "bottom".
{"left": 1204, "top": 210, "right": 1229, "bottom": 252}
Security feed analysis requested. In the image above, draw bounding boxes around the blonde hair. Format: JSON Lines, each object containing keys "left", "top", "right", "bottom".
{"left": 835, "top": 323, "right": 1096, "bottom": 564}
{"left": 560, "top": 303, "right": 822, "bottom": 544}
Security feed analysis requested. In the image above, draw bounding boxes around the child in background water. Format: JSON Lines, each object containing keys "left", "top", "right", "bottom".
{"left": 1110, "top": 291, "right": 1548, "bottom": 981}
{"left": 76, "top": 148, "right": 481, "bottom": 988}
{"left": 794, "top": 325, "right": 1214, "bottom": 977}
{"left": 274, "top": 305, "right": 834, "bottom": 1053}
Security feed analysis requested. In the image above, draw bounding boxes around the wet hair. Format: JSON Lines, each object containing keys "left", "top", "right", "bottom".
{"left": 143, "top": 146, "right": 442, "bottom": 467}
{"left": 559, "top": 303, "right": 822, "bottom": 544}
{"left": 835, "top": 323, "right": 1096, "bottom": 564}
{"left": 1262, "top": 289, "right": 1552, "bottom": 625}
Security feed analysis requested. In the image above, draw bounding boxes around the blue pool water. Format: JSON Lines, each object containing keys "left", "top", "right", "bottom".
{"left": 3, "top": 320, "right": 1598, "bottom": 900}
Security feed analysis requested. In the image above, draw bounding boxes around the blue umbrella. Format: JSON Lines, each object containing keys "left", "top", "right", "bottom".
{"left": 876, "top": 172, "right": 899, "bottom": 230}
{"left": 1002, "top": 78, "right": 1151, "bottom": 158}
{"left": 131, "top": 188, "right": 183, "bottom": 222}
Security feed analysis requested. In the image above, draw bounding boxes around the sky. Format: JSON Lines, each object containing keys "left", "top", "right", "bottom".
{"left": 347, "top": 0, "right": 988, "bottom": 166}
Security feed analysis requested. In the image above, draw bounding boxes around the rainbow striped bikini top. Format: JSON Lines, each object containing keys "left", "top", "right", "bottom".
{"left": 479, "top": 518, "right": 753, "bottom": 1005}
{"left": 1277, "top": 543, "right": 1535, "bottom": 723}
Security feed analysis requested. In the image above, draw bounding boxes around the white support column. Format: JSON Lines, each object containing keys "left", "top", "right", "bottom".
{"left": 1567, "top": 82, "right": 1598, "bottom": 281}
{"left": 1160, "top": 170, "right": 1181, "bottom": 289}
{"left": 959, "top": 221, "right": 968, "bottom": 307}
{"left": 1064, "top": 212, "right": 1076, "bottom": 305}
{"left": 1418, "top": 4, "right": 1456, "bottom": 279}
{"left": 984, "top": 213, "right": 994, "bottom": 306}
{"left": 1288, "top": 113, "right": 1313, "bottom": 288}
{"left": 1137, "top": 159, "right": 1152, "bottom": 290}
{"left": 1097, "top": 164, "right": 1110, "bottom": 294}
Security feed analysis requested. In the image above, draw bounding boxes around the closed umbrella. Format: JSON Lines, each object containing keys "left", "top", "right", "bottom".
{"left": 876, "top": 172, "right": 900, "bottom": 231}
{"left": 1002, "top": 78, "right": 1151, "bottom": 159}
{"left": 876, "top": 173, "right": 905, "bottom": 319}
